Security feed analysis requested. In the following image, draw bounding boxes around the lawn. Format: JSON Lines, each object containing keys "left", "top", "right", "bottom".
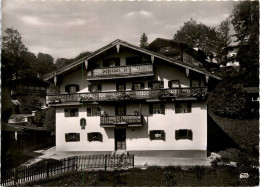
{"left": 21, "top": 166, "right": 259, "bottom": 186}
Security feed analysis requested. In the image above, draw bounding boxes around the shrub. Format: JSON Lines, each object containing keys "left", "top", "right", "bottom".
{"left": 188, "top": 166, "right": 206, "bottom": 180}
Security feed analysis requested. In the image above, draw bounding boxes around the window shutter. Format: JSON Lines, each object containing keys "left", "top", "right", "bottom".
{"left": 188, "top": 130, "right": 193, "bottom": 140}
{"left": 76, "top": 133, "right": 80, "bottom": 141}
{"left": 65, "top": 134, "right": 69, "bottom": 142}
{"left": 175, "top": 103, "right": 180, "bottom": 113}
{"left": 64, "top": 109, "right": 69, "bottom": 117}
{"left": 97, "top": 107, "right": 101, "bottom": 116}
{"left": 88, "top": 85, "right": 92, "bottom": 92}
{"left": 168, "top": 81, "right": 172, "bottom": 88}
{"left": 161, "top": 130, "right": 165, "bottom": 141}
{"left": 148, "top": 82, "right": 152, "bottom": 89}
{"left": 187, "top": 103, "right": 192, "bottom": 113}
{"left": 87, "top": 133, "right": 93, "bottom": 142}
{"left": 141, "top": 82, "right": 144, "bottom": 89}
{"left": 150, "top": 131, "right": 155, "bottom": 140}
{"left": 65, "top": 85, "right": 69, "bottom": 93}
{"left": 98, "top": 133, "right": 103, "bottom": 142}
{"left": 161, "top": 103, "right": 165, "bottom": 114}
{"left": 149, "top": 104, "right": 153, "bottom": 114}
{"left": 175, "top": 130, "right": 180, "bottom": 140}
{"left": 98, "top": 84, "right": 102, "bottom": 91}
{"left": 87, "top": 108, "right": 91, "bottom": 116}
{"left": 160, "top": 81, "right": 164, "bottom": 88}
{"left": 75, "top": 109, "right": 79, "bottom": 117}
{"left": 76, "top": 85, "right": 79, "bottom": 92}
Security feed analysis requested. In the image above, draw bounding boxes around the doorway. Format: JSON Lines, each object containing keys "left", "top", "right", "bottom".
{"left": 114, "top": 128, "right": 126, "bottom": 150}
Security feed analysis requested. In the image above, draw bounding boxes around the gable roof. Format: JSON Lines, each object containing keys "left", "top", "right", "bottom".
{"left": 43, "top": 39, "right": 221, "bottom": 81}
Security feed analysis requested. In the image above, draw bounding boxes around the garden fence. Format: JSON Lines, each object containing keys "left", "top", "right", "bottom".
{"left": 1, "top": 154, "right": 134, "bottom": 186}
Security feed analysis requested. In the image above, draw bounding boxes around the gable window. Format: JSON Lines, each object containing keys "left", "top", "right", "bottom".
{"left": 80, "top": 118, "right": 86, "bottom": 129}
{"left": 88, "top": 84, "right": 101, "bottom": 92}
{"left": 149, "top": 103, "right": 165, "bottom": 114}
{"left": 87, "top": 107, "right": 100, "bottom": 116}
{"left": 191, "top": 80, "right": 200, "bottom": 87}
{"left": 65, "top": 133, "right": 80, "bottom": 142}
{"left": 64, "top": 108, "right": 79, "bottom": 117}
{"left": 116, "top": 83, "right": 125, "bottom": 91}
{"left": 65, "top": 84, "right": 79, "bottom": 93}
{"left": 126, "top": 56, "right": 142, "bottom": 66}
{"left": 168, "top": 80, "right": 180, "bottom": 88}
{"left": 175, "top": 129, "right": 193, "bottom": 140}
{"left": 175, "top": 103, "right": 191, "bottom": 113}
{"left": 88, "top": 132, "right": 103, "bottom": 142}
{"left": 132, "top": 82, "right": 144, "bottom": 90}
{"left": 149, "top": 130, "right": 165, "bottom": 140}
{"left": 148, "top": 81, "right": 164, "bottom": 89}
{"left": 103, "top": 57, "right": 120, "bottom": 67}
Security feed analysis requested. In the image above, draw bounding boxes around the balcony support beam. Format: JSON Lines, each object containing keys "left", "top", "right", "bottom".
{"left": 116, "top": 44, "right": 120, "bottom": 53}
{"left": 85, "top": 60, "right": 88, "bottom": 69}
{"left": 151, "top": 55, "right": 154, "bottom": 64}
{"left": 205, "top": 75, "right": 209, "bottom": 83}
{"left": 186, "top": 68, "right": 189, "bottom": 77}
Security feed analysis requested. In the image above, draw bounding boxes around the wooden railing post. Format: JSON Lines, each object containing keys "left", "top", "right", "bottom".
{"left": 132, "top": 155, "right": 134, "bottom": 168}
{"left": 14, "top": 168, "right": 18, "bottom": 185}
{"left": 104, "top": 155, "right": 107, "bottom": 171}
{"left": 46, "top": 162, "right": 49, "bottom": 179}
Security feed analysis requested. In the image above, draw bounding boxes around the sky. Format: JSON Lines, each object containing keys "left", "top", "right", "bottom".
{"left": 2, "top": 0, "right": 237, "bottom": 60}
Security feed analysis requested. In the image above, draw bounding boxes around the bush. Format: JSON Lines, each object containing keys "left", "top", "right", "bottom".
{"left": 218, "top": 148, "right": 240, "bottom": 162}
{"left": 188, "top": 166, "right": 206, "bottom": 180}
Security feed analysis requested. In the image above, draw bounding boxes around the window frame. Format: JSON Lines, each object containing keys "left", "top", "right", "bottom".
{"left": 64, "top": 108, "right": 79, "bottom": 117}
{"left": 65, "top": 84, "right": 79, "bottom": 93}
{"left": 132, "top": 82, "right": 144, "bottom": 90}
{"left": 175, "top": 103, "right": 191, "bottom": 114}
{"left": 149, "top": 130, "right": 165, "bottom": 141}
{"left": 175, "top": 129, "right": 193, "bottom": 140}
{"left": 116, "top": 82, "right": 126, "bottom": 91}
{"left": 88, "top": 84, "right": 101, "bottom": 92}
{"left": 148, "top": 81, "right": 164, "bottom": 90}
{"left": 65, "top": 133, "right": 80, "bottom": 142}
{"left": 86, "top": 107, "right": 101, "bottom": 117}
{"left": 149, "top": 103, "right": 165, "bottom": 115}
{"left": 87, "top": 132, "right": 103, "bottom": 142}
{"left": 168, "top": 80, "right": 180, "bottom": 88}
{"left": 103, "top": 57, "right": 120, "bottom": 67}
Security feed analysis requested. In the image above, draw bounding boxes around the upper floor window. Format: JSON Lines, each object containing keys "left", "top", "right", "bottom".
{"left": 65, "top": 133, "right": 80, "bottom": 142}
{"left": 168, "top": 80, "right": 180, "bottom": 88}
{"left": 175, "top": 103, "right": 191, "bottom": 113}
{"left": 87, "top": 107, "right": 100, "bottom": 116}
{"left": 103, "top": 57, "right": 120, "bottom": 67}
{"left": 175, "top": 129, "right": 193, "bottom": 140}
{"left": 149, "top": 130, "right": 165, "bottom": 140}
{"left": 116, "top": 83, "right": 125, "bottom": 91}
{"left": 191, "top": 80, "right": 200, "bottom": 87}
{"left": 88, "top": 132, "right": 103, "bottom": 142}
{"left": 115, "top": 105, "right": 126, "bottom": 116}
{"left": 148, "top": 81, "right": 164, "bottom": 89}
{"left": 132, "top": 82, "right": 144, "bottom": 90}
{"left": 149, "top": 103, "right": 165, "bottom": 114}
{"left": 88, "top": 84, "right": 101, "bottom": 92}
{"left": 65, "top": 84, "right": 79, "bottom": 93}
{"left": 65, "top": 108, "right": 79, "bottom": 117}
{"left": 126, "top": 56, "right": 142, "bottom": 66}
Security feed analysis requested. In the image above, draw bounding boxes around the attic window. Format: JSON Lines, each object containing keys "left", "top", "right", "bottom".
{"left": 65, "top": 84, "right": 79, "bottom": 93}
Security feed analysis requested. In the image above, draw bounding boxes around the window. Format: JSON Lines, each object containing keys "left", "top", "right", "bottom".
{"left": 191, "top": 80, "right": 200, "bottom": 87}
{"left": 88, "top": 84, "right": 101, "bottom": 92}
{"left": 65, "top": 133, "right": 80, "bottom": 142}
{"left": 115, "top": 105, "right": 126, "bottom": 116}
{"left": 65, "top": 84, "right": 79, "bottom": 93}
{"left": 80, "top": 118, "right": 86, "bottom": 129}
{"left": 103, "top": 57, "right": 120, "bottom": 67}
{"left": 149, "top": 103, "right": 165, "bottom": 114}
{"left": 168, "top": 80, "right": 180, "bottom": 88}
{"left": 64, "top": 108, "right": 79, "bottom": 117}
{"left": 148, "top": 81, "right": 164, "bottom": 89}
{"left": 126, "top": 56, "right": 142, "bottom": 66}
{"left": 150, "top": 130, "right": 165, "bottom": 140}
{"left": 175, "top": 129, "right": 192, "bottom": 140}
{"left": 116, "top": 83, "right": 125, "bottom": 91}
{"left": 87, "top": 107, "right": 100, "bottom": 116}
{"left": 88, "top": 132, "right": 103, "bottom": 142}
{"left": 132, "top": 82, "right": 144, "bottom": 90}
{"left": 175, "top": 103, "right": 191, "bottom": 113}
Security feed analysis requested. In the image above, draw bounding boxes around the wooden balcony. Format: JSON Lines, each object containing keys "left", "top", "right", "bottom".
{"left": 47, "top": 87, "right": 208, "bottom": 105}
{"left": 100, "top": 115, "right": 144, "bottom": 127}
{"left": 86, "top": 64, "right": 154, "bottom": 80}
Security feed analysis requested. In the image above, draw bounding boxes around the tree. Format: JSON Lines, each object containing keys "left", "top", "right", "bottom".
{"left": 231, "top": 1, "right": 259, "bottom": 73}
{"left": 140, "top": 33, "right": 148, "bottom": 48}
{"left": 2, "top": 27, "right": 28, "bottom": 81}
{"left": 34, "top": 53, "right": 56, "bottom": 77}
{"left": 19, "top": 95, "right": 43, "bottom": 114}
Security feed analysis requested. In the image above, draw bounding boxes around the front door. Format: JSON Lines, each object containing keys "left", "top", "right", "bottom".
{"left": 115, "top": 129, "right": 126, "bottom": 150}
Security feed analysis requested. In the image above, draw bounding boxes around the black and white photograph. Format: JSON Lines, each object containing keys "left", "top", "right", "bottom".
{"left": 1, "top": 0, "right": 259, "bottom": 186}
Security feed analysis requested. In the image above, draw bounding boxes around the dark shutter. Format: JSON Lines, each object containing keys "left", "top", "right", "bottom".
{"left": 115, "top": 58, "right": 120, "bottom": 66}
{"left": 187, "top": 103, "right": 192, "bottom": 113}
{"left": 188, "top": 130, "right": 193, "bottom": 140}
{"left": 150, "top": 131, "right": 155, "bottom": 140}
{"left": 76, "top": 133, "right": 80, "bottom": 141}
{"left": 65, "top": 85, "right": 69, "bottom": 93}
{"left": 160, "top": 81, "right": 164, "bottom": 88}
{"left": 98, "top": 133, "right": 103, "bottom": 142}
{"left": 87, "top": 108, "right": 91, "bottom": 116}
{"left": 161, "top": 130, "right": 165, "bottom": 141}
{"left": 88, "top": 85, "right": 92, "bottom": 92}
{"left": 97, "top": 107, "right": 101, "bottom": 116}
{"left": 132, "top": 83, "right": 135, "bottom": 90}
{"left": 64, "top": 109, "right": 69, "bottom": 117}
{"left": 87, "top": 133, "right": 93, "bottom": 142}
{"left": 141, "top": 82, "right": 144, "bottom": 89}
{"left": 175, "top": 130, "right": 180, "bottom": 140}
{"left": 168, "top": 81, "right": 172, "bottom": 88}
{"left": 148, "top": 82, "right": 152, "bottom": 89}
{"left": 175, "top": 103, "right": 180, "bottom": 113}
{"left": 65, "top": 134, "right": 69, "bottom": 142}
{"left": 76, "top": 85, "right": 79, "bottom": 92}
{"left": 116, "top": 83, "right": 119, "bottom": 91}
{"left": 149, "top": 104, "right": 153, "bottom": 114}
{"left": 161, "top": 103, "right": 165, "bottom": 115}
{"left": 115, "top": 106, "right": 118, "bottom": 116}
{"left": 75, "top": 109, "right": 79, "bottom": 117}
{"left": 98, "top": 84, "right": 102, "bottom": 91}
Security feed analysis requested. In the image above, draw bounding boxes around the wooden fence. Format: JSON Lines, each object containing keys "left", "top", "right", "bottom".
{"left": 1, "top": 154, "right": 134, "bottom": 186}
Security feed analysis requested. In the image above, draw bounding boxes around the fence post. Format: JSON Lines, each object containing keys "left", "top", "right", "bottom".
{"left": 132, "top": 155, "right": 134, "bottom": 168}
{"left": 14, "top": 168, "right": 18, "bottom": 185}
{"left": 46, "top": 162, "right": 49, "bottom": 179}
{"left": 105, "top": 155, "right": 107, "bottom": 171}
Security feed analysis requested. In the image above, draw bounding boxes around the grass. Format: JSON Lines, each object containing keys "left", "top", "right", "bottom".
{"left": 20, "top": 166, "right": 259, "bottom": 186}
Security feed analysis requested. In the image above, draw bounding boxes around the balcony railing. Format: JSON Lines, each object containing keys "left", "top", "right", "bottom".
{"left": 100, "top": 115, "right": 144, "bottom": 127}
{"left": 47, "top": 87, "right": 208, "bottom": 105}
{"left": 86, "top": 64, "right": 154, "bottom": 80}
